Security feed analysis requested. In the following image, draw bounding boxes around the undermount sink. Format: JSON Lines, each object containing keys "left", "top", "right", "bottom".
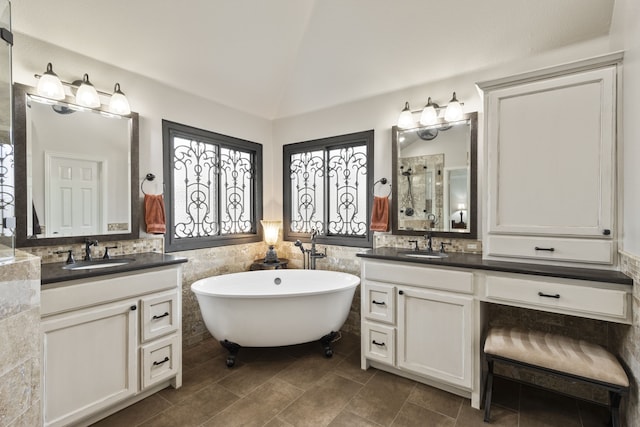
{"left": 62, "top": 259, "right": 135, "bottom": 271}
{"left": 400, "top": 251, "right": 449, "bottom": 259}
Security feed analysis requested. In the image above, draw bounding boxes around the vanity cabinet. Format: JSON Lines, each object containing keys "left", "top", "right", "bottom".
{"left": 42, "top": 299, "right": 138, "bottom": 427}
{"left": 41, "top": 264, "right": 182, "bottom": 427}
{"left": 479, "top": 53, "right": 622, "bottom": 266}
{"left": 361, "top": 259, "right": 474, "bottom": 395}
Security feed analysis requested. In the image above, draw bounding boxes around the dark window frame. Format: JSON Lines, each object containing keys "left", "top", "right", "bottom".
{"left": 283, "top": 130, "right": 374, "bottom": 248}
{"left": 162, "top": 120, "right": 263, "bottom": 252}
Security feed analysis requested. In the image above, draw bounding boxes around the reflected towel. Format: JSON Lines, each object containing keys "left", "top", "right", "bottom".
{"left": 370, "top": 196, "right": 389, "bottom": 231}
{"left": 144, "top": 194, "right": 166, "bottom": 234}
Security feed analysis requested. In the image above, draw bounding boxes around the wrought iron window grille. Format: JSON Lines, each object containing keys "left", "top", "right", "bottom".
{"left": 284, "top": 130, "right": 374, "bottom": 248}
{"left": 162, "top": 120, "right": 263, "bottom": 252}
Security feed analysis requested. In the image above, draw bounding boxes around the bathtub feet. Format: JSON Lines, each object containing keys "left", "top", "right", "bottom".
{"left": 220, "top": 339, "right": 241, "bottom": 367}
{"left": 320, "top": 331, "right": 338, "bottom": 358}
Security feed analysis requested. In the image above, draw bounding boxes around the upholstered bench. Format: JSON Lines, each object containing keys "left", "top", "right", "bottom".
{"left": 483, "top": 327, "right": 629, "bottom": 426}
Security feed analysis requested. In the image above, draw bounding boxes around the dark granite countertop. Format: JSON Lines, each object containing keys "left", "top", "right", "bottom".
{"left": 356, "top": 247, "right": 633, "bottom": 286}
{"left": 41, "top": 252, "right": 188, "bottom": 286}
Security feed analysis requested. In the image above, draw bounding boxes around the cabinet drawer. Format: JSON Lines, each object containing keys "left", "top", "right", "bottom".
{"left": 486, "top": 235, "right": 613, "bottom": 265}
{"left": 141, "top": 334, "right": 179, "bottom": 389}
{"left": 363, "top": 260, "right": 473, "bottom": 294}
{"left": 485, "top": 274, "right": 630, "bottom": 321}
{"left": 363, "top": 282, "right": 395, "bottom": 324}
{"left": 141, "top": 290, "right": 179, "bottom": 342}
{"left": 363, "top": 322, "right": 395, "bottom": 366}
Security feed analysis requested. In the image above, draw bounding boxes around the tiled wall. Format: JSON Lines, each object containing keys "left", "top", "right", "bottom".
{"left": 615, "top": 251, "right": 640, "bottom": 426}
{"left": 0, "top": 251, "right": 41, "bottom": 426}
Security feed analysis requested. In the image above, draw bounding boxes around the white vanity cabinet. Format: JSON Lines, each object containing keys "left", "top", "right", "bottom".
{"left": 41, "top": 264, "right": 183, "bottom": 427}
{"left": 361, "top": 259, "right": 475, "bottom": 396}
{"left": 479, "top": 53, "right": 622, "bottom": 266}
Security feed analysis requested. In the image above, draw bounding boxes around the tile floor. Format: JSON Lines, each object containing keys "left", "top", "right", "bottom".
{"left": 92, "top": 332, "right": 611, "bottom": 427}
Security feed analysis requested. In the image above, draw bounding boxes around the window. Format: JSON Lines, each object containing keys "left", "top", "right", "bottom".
{"left": 283, "top": 130, "right": 374, "bottom": 247}
{"left": 162, "top": 120, "right": 262, "bottom": 252}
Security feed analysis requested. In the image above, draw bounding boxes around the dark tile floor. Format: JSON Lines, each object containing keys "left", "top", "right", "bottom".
{"left": 91, "top": 333, "right": 611, "bottom": 427}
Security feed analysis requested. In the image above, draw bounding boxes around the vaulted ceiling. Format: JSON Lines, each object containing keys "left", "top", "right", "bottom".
{"left": 12, "top": 0, "right": 614, "bottom": 120}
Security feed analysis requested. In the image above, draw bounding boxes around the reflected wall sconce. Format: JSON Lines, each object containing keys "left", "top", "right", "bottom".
{"left": 34, "top": 62, "right": 132, "bottom": 116}
{"left": 261, "top": 220, "right": 281, "bottom": 263}
{"left": 397, "top": 91, "right": 464, "bottom": 129}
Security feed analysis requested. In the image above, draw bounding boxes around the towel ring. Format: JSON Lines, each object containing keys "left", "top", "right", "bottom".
{"left": 141, "top": 173, "right": 164, "bottom": 195}
{"left": 372, "top": 177, "right": 391, "bottom": 197}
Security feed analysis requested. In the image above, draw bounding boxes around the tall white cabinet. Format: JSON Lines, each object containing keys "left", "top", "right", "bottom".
{"left": 478, "top": 53, "right": 622, "bottom": 266}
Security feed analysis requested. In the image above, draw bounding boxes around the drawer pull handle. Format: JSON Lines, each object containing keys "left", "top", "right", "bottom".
{"left": 534, "top": 247, "right": 555, "bottom": 252}
{"left": 152, "top": 312, "right": 170, "bottom": 320}
{"left": 372, "top": 340, "right": 386, "bottom": 347}
{"left": 372, "top": 300, "right": 386, "bottom": 306}
{"left": 153, "top": 356, "right": 170, "bottom": 366}
{"left": 538, "top": 292, "right": 560, "bottom": 299}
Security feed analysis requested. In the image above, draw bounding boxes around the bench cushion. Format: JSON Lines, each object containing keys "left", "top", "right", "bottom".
{"left": 484, "top": 327, "right": 629, "bottom": 387}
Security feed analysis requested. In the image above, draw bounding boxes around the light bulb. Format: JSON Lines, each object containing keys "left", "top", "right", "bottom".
{"left": 36, "top": 63, "right": 65, "bottom": 100}
{"left": 75, "top": 74, "right": 101, "bottom": 108}
{"left": 397, "top": 102, "right": 415, "bottom": 129}
{"left": 109, "top": 83, "right": 131, "bottom": 115}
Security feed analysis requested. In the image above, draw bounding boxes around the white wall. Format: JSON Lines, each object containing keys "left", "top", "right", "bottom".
{"left": 611, "top": 0, "right": 640, "bottom": 256}
{"left": 12, "top": 33, "right": 275, "bottom": 235}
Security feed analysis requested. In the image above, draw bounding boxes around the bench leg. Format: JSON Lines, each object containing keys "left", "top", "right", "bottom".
{"left": 484, "top": 358, "right": 494, "bottom": 423}
{"left": 610, "top": 391, "right": 622, "bottom": 427}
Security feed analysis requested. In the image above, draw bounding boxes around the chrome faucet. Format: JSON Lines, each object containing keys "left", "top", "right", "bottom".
{"left": 84, "top": 238, "right": 98, "bottom": 261}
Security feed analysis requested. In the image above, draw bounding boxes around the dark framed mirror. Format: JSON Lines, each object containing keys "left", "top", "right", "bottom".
{"left": 391, "top": 111, "right": 477, "bottom": 239}
{"left": 13, "top": 83, "right": 139, "bottom": 247}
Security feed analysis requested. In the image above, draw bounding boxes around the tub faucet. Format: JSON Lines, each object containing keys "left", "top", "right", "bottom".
{"left": 309, "top": 229, "right": 327, "bottom": 270}
{"left": 84, "top": 238, "right": 98, "bottom": 261}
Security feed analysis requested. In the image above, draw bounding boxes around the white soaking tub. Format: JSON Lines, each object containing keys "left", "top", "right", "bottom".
{"left": 191, "top": 269, "right": 359, "bottom": 366}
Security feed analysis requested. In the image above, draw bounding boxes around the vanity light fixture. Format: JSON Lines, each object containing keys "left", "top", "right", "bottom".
{"left": 34, "top": 63, "right": 132, "bottom": 116}
{"left": 75, "top": 74, "right": 101, "bottom": 108}
{"left": 397, "top": 91, "right": 464, "bottom": 129}
{"left": 261, "top": 220, "right": 281, "bottom": 263}
{"left": 35, "top": 63, "right": 65, "bottom": 100}
{"left": 109, "top": 83, "right": 131, "bottom": 115}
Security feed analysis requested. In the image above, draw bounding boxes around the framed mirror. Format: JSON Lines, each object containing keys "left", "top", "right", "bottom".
{"left": 391, "top": 111, "right": 477, "bottom": 239}
{"left": 13, "top": 83, "right": 139, "bottom": 247}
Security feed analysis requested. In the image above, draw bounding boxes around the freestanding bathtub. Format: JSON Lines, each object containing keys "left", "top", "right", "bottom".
{"left": 191, "top": 269, "right": 359, "bottom": 366}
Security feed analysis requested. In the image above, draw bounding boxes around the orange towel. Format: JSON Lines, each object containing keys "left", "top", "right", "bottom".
{"left": 145, "top": 194, "right": 166, "bottom": 234}
{"left": 370, "top": 196, "right": 389, "bottom": 231}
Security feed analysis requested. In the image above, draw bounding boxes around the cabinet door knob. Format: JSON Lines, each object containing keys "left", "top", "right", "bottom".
{"left": 398, "top": 290, "right": 404, "bottom": 295}
{"left": 130, "top": 305, "right": 137, "bottom": 311}
{"left": 603, "top": 229, "right": 611, "bottom": 236}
